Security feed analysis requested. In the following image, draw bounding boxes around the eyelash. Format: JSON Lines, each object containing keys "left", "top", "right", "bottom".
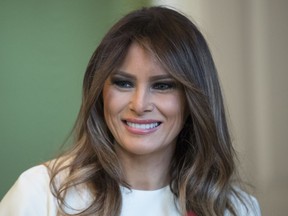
{"left": 152, "top": 82, "right": 176, "bottom": 90}
{"left": 112, "top": 80, "right": 134, "bottom": 88}
{"left": 111, "top": 78, "right": 176, "bottom": 91}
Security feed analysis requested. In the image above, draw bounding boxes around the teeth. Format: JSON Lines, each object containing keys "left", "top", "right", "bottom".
{"left": 126, "top": 121, "right": 160, "bottom": 129}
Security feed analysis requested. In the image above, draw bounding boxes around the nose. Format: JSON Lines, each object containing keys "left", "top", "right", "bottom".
{"left": 129, "top": 86, "right": 153, "bottom": 114}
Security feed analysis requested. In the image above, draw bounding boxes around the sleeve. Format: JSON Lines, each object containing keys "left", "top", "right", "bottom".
{"left": 229, "top": 189, "right": 262, "bottom": 216}
{"left": 248, "top": 196, "right": 261, "bottom": 216}
{"left": 0, "top": 165, "right": 57, "bottom": 216}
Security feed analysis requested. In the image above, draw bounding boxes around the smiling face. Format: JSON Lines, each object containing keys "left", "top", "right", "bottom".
{"left": 102, "top": 42, "right": 187, "bottom": 160}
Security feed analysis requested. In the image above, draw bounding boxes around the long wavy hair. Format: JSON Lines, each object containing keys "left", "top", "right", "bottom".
{"left": 49, "top": 6, "right": 245, "bottom": 216}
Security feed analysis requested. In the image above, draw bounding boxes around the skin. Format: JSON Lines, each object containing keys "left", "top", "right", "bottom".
{"left": 102, "top": 42, "right": 187, "bottom": 190}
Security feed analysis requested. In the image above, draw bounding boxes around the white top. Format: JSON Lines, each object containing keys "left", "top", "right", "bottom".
{"left": 121, "top": 186, "right": 179, "bottom": 216}
{"left": 0, "top": 165, "right": 261, "bottom": 216}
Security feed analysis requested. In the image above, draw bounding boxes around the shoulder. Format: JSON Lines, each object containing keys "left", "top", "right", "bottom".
{"left": 228, "top": 188, "right": 261, "bottom": 216}
{"left": 0, "top": 159, "right": 93, "bottom": 215}
{"left": 19, "top": 164, "right": 51, "bottom": 183}
{"left": 0, "top": 164, "right": 57, "bottom": 215}
{"left": 4, "top": 164, "right": 51, "bottom": 196}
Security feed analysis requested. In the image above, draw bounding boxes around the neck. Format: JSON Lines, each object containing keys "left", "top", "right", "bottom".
{"left": 116, "top": 147, "right": 174, "bottom": 190}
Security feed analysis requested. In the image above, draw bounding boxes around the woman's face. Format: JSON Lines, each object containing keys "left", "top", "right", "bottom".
{"left": 102, "top": 43, "right": 187, "bottom": 160}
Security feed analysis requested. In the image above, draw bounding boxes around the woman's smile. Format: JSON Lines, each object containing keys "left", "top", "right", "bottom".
{"left": 123, "top": 119, "right": 162, "bottom": 135}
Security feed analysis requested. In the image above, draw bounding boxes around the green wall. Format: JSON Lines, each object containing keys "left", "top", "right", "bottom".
{"left": 0, "top": 0, "right": 150, "bottom": 199}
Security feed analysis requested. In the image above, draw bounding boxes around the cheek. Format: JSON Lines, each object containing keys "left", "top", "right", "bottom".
{"left": 157, "top": 94, "right": 187, "bottom": 121}
{"left": 102, "top": 87, "right": 128, "bottom": 121}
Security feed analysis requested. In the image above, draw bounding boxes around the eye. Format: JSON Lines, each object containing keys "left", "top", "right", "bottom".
{"left": 152, "top": 82, "right": 176, "bottom": 91}
{"left": 112, "top": 79, "right": 134, "bottom": 88}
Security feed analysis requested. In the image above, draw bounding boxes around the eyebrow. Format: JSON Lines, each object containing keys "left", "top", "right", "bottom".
{"left": 113, "top": 70, "right": 174, "bottom": 81}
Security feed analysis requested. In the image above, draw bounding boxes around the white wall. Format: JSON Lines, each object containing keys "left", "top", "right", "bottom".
{"left": 153, "top": 1, "right": 288, "bottom": 215}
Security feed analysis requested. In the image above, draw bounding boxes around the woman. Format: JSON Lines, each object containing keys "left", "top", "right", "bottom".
{"left": 0, "top": 6, "right": 261, "bottom": 216}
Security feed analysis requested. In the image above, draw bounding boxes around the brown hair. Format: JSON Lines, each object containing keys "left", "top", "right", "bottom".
{"left": 50, "top": 6, "right": 247, "bottom": 215}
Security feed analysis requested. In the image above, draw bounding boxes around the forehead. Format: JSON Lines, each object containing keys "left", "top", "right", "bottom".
{"left": 118, "top": 42, "right": 169, "bottom": 77}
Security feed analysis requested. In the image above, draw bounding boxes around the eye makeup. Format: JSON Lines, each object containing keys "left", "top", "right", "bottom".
{"left": 109, "top": 70, "right": 179, "bottom": 92}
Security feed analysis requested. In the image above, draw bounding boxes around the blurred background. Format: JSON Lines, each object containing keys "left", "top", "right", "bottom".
{"left": 1, "top": 0, "right": 287, "bottom": 215}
